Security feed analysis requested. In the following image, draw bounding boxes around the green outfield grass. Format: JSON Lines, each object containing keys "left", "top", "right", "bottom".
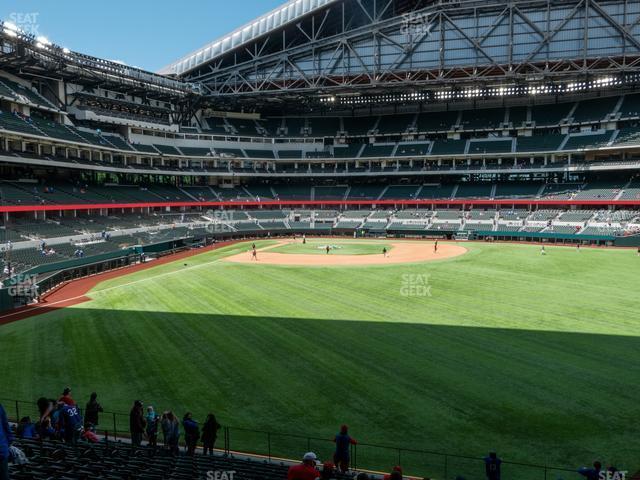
{"left": 0, "top": 240, "right": 638, "bottom": 478}
{"left": 268, "top": 239, "right": 393, "bottom": 255}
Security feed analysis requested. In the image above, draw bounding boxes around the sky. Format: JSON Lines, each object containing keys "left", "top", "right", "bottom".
{"left": 0, "top": 0, "right": 286, "bottom": 72}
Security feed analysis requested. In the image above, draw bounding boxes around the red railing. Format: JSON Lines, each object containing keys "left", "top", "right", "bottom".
{"left": 2, "top": 198, "right": 640, "bottom": 213}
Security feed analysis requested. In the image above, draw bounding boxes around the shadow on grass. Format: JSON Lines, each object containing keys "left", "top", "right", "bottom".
{"left": 1, "top": 308, "right": 639, "bottom": 479}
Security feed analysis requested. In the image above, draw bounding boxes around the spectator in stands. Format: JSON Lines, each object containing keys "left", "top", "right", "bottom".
{"left": 16, "top": 417, "right": 36, "bottom": 439}
{"left": 484, "top": 452, "right": 502, "bottom": 480}
{"left": 320, "top": 461, "right": 336, "bottom": 480}
{"left": 201, "top": 413, "right": 221, "bottom": 455}
{"left": 383, "top": 466, "right": 403, "bottom": 480}
{"left": 578, "top": 461, "right": 602, "bottom": 480}
{"left": 161, "top": 411, "right": 180, "bottom": 455}
{"left": 0, "top": 403, "right": 13, "bottom": 480}
{"left": 36, "top": 398, "right": 56, "bottom": 439}
{"left": 81, "top": 428, "right": 100, "bottom": 444}
{"left": 129, "top": 400, "right": 146, "bottom": 447}
{"left": 57, "top": 401, "right": 83, "bottom": 445}
{"left": 333, "top": 424, "right": 357, "bottom": 473}
{"left": 58, "top": 387, "right": 75, "bottom": 406}
{"left": 355, "top": 474, "right": 370, "bottom": 480}
{"left": 145, "top": 406, "right": 159, "bottom": 448}
{"left": 182, "top": 412, "right": 200, "bottom": 456}
{"left": 84, "top": 392, "right": 103, "bottom": 430}
{"left": 287, "top": 452, "right": 320, "bottom": 480}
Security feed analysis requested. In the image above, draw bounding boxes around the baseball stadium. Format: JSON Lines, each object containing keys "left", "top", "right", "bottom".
{"left": 0, "top": 1, "right": 639, "bottom": 479}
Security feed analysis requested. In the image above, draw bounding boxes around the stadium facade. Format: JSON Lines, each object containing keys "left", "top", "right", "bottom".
{"left": 1, "top": 0, "right": 640, "bottom": 306}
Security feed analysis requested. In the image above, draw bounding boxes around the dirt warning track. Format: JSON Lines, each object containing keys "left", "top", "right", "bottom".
{"left": 224, "top": 240, "right": 467, "bottom": 266}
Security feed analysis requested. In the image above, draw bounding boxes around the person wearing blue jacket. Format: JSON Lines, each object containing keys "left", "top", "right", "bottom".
{"left": 333, "top": 424, "right": 357, "bottom": 473}
{"left": 0, "top": 403, "right": 13, "bottom": 480}
{"left": 578, "top": 461, "right": 602, "bottom": 480}
{"left": 57, "top": 402, "right": 83, "bottom": 445}
{"left": 17, "top": 417, "right": 36, "bottom": 439}
{"left": 182, "top": 412, "right": 199, "bottom": 456}
{"left": 484, "top": 452, "right": 502, "bottom": 480}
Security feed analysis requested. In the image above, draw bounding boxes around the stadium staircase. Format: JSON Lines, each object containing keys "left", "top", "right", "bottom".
{"left": 178, "top": 188, "right": 201, "bottom": 202}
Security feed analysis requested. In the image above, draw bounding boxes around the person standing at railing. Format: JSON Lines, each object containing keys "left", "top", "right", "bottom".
{"left": 161, "top": 411, "right": 180, "bottom": 455}
{"left": 84, "top": 392, "right": 103, "bottom": 431}
{"left": 182, "top": 412, "right": 200, "bottom": 456}
{"left": 145, "top": 406, "right": 160, "bottom": 448}
{"left": 201, "top": 414, "right": 221, "bottom": 455}
{"left": 0, "top": 403, "right": 13, "bottom": 480}
{"left": 484, "top": 452, "right": 502, "bottom": 480}
{"left": 129, "top": 400, "right": 146, "bottom": 447}
{"left": 333, "top": 424, "right": 357, "bottom": 473}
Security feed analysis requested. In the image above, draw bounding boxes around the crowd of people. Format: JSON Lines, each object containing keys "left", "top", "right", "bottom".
{"left": 127, "top": 399, "right": 221, "bottom": 457}
{"left": 0, "top": 388, "right": 223, "bottom": 469}
{"left": 0, "top": 392, "right": 624, "bottom": 480}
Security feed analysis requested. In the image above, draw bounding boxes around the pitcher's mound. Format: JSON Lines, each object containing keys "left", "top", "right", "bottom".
{"left": 225, "top": 240, "right": 467, "bottom": 266}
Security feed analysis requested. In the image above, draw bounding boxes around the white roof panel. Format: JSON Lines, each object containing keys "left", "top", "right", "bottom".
{"left": 159, "top": 0, "right": 340, "bottom": 76}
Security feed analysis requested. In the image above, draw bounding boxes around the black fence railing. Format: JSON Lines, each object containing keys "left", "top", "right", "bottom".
{"left": 0, "top": 397, "right": 591, "bottom": 480}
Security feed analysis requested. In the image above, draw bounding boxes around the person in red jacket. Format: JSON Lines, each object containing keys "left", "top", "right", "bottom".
{"left": 287, "top": 452, "right": 320, "bottom": 480}
{"left": 58, "top": 387, "right": 75, "bottom": 406}
{"left": 383, "top": 466, "right": 403, "bottom": 480}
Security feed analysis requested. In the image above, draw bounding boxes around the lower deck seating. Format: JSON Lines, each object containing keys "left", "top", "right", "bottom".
{"left": 10, "top": 437, "right": 342, "bottom": 480}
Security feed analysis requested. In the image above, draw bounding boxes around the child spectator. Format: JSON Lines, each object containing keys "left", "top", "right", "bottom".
{"left": 17, "top": 417, "right": 37, "bottom": 439}
{"left": 384, "top": 466, "right": 403, "bottom": 480}
{"left": 145, "top": 406, "right": 159, "bottom": 448}
{"left": 320, "top": 461, "right": 336, "bottom": 480}
{"left": 333, "top": 424, "right": 357, "bottom": 473}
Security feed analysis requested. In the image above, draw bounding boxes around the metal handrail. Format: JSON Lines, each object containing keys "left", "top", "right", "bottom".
{"left": 0, "top": 397, "right": 586, "bottom": 479}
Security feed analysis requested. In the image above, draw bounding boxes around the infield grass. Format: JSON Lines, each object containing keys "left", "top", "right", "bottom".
{"left": 268, "top": 239, "right": 393, "bottom": 255}
{"left": 0, "top": 239, "right": 638, "bottom": 478}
